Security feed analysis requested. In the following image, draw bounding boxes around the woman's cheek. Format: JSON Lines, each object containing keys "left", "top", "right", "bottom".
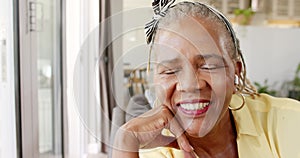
{"left": 154, "top": 76, "right": 177, "bottom": 107}
{"left": 210, "top": 73, "right": 234, "bottom": 104}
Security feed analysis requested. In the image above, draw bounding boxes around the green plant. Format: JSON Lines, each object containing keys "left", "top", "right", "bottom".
{"left": 233, "top": 8, "right": 255, "bottom": 25}
{"left": 286, "top": 63, "right": 300, "bottom": 100}
{"left": 292, "top": 63, "right": 300, "bottom": 90}
{"left": 254, "top": 79, "right": 277, "bottom": 96}
{"left": 234, "top": 8, "right": 255, "bottom": 17}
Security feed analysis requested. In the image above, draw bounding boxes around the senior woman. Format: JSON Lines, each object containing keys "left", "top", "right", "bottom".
{"left": 112, "top": 1, "right": 300, "bottom": 157}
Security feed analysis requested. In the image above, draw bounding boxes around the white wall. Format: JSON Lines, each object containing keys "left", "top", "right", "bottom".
{"left": 121, "top": 3, "right": 152, "bottom": 69}
{"left": 234, "top": 25, "right": 300, "bottom": 94}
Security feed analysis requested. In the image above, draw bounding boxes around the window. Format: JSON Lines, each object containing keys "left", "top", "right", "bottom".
{"left": 271, "top": 0, "right": 300, "bottom": 20}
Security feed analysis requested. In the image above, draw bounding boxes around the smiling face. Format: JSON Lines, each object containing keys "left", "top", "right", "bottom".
{"left": 152, "top": 16, "right": 237, "bottom": 137}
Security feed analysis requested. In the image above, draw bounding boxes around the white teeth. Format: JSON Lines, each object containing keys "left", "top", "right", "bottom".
{"left": 180, "top": 102, "right": 209, "bottom": 111}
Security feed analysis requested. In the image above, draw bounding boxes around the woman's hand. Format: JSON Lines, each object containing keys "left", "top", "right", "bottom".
{"left": 112, "top": 105, "right": 195, "bottom": 158}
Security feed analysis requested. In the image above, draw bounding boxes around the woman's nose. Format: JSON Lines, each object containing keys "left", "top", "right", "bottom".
{"left": 176, "top": 68, "right": 207, "bottom": 92}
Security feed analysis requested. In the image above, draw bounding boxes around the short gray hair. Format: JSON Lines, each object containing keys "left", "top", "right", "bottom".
{"left": 156, "top": 2, "right": 236, "bottom": 59}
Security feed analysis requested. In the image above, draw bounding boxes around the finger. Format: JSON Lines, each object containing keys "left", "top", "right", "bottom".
{"left": 142, "top": 134, "right": 196, "bottom": 157}
{"left": 177, "top": 133, "right": 194, "bottom": 152}
{"left": 137, "top": 105, "right": 193, "bottom": 152}
{"left": 165, "top": 137, "right": 180, "bottom": 149}
{"left": 167, "top": 115, "right": 194, "bottom": 152}
{"left": 141, "top": 132, "right": 193, "bottom": 151}
{"left": 183, "top": 151, "right": 198, "bottom": 158}
{"left": 141, "top": 134, "right": 176, "bottom": 149}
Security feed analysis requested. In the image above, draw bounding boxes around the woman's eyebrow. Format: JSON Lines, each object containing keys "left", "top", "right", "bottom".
{"left": 157, "top": 58, "right": 181, "bottom": 67}
{"left": 156, "top": 54, "right": 226, "bottom": 68}
{"left": 195, "top": 54, "right": 226, "bottom": 61}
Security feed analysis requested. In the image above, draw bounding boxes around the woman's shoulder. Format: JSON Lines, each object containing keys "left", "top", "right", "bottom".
{"left": 232, "top": 93, "right": 300, "bottom": 125}
{"left": 246, "top": 93, "right": 300, "bottom": 111}
{"left": 232, "top": 93, "right": 300, "bottom": 157}
{"left": 231, "top": 93, "right": 300, "bottom": 112}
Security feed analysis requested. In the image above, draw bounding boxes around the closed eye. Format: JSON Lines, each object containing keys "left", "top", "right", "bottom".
{"left": 200, "top": 64, "right": 227, "bottom": 71}
{"left": 159, "top": 69, "right": 180, "bottom": 75}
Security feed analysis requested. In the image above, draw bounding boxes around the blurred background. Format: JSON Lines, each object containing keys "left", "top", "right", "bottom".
{"left": 0, "top": 0, "right": 299, "bottom": 158}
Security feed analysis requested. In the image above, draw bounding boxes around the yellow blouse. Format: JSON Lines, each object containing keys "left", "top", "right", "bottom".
{"left": 139, "top": 94, "right": 300, "bottom": 158}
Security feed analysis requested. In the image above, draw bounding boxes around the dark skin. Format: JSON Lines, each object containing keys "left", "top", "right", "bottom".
{"left": 186, "top": 111, "right": 238, "bottom": 158}
{"left": 113, "top": 16, "right": 241, "bottom": 158}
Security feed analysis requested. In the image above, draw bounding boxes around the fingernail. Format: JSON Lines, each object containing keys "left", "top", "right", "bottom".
{"left": 190, "top": 145, "right": 194, "bottom": 151}
{"left": 181, "top": 142, "right": 194, "bottom": 152}
{"left": 183, "top": 151, "right": 197, "bottom": 158}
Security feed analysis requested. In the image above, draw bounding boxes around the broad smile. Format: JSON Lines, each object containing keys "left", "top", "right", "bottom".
{"left": 176, "top": 100, "right": 211, "bottom": 117}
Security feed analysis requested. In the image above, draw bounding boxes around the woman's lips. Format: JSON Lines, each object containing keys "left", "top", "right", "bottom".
{"left": 176, "top": 100, "right": 210, "bottom": 117}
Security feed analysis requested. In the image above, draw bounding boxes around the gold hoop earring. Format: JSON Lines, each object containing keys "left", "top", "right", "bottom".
{"left": 229, "top": 93, "right": 245, "bottom": 111}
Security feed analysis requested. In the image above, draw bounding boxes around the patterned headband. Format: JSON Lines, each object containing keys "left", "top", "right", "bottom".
{"left": 145, "top": 0, "right": 175, "bottom": 44}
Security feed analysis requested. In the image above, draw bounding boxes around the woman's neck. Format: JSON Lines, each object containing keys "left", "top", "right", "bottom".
{"left": 186, "top": 110, "right": 238, "bottom": 158}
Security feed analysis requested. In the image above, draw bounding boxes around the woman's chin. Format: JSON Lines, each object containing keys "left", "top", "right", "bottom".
{"left": 177, "top": 113, "right": 216, "bottom": 137}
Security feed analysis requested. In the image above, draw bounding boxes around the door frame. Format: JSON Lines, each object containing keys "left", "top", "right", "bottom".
{"left": 18, "top": 0, "right": 39, "bottom": 157}
{"left": 18, "top": 0, "right": 67, "bottom": 157}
